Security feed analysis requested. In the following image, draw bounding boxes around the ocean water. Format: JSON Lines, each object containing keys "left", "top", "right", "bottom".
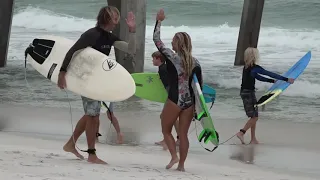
{"left": 1, "top": 0, "right": 320, "bottom": 125}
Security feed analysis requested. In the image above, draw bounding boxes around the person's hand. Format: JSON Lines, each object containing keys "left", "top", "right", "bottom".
{"left": 156, "top": 9, "right": 165, "bottom": 21}
{"left": 57, "top": 71, "right": 67, "bottom": 89}
{"left": 287, "top": 78, "right": 295, "bottom": 84}
{"left": 126, "top": 12, "right": 136, "bottom": 33}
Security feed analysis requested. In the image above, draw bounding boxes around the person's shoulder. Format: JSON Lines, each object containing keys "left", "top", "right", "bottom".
{"left": 192, "top": 57, "right": 201, "bottom": 67}
{"left": 160, "top": 62, "right": 167, "bottom": 67}
{"left": 253, "top": 64, "right": 263, "bottom": 69}
{"left": 81, "top": 27, "right": 99, "bottom": 38}
{"left": 106, "top": 31, "right": 121, "bottom": 41}
{"left": 159, "top": 63, "right": 167, "bottom": 71}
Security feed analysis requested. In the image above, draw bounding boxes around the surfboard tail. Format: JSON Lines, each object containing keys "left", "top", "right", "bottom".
{"left": 256, "top": 90, "right": 282, "bottom": 107}
{"left": 25, "top": 38, "right": 55, "bottom": 65}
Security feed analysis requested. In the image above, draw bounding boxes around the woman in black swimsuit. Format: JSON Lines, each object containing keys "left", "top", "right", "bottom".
{"left": 153, "top": 9, "right": 202, "bottom": 172}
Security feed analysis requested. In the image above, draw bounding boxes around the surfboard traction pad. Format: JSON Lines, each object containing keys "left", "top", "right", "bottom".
{"left": 256, "top": 93, "right": 274, "bottom": 105}
{"left": 25, "top": 38, "right": 55, "bottom": 65}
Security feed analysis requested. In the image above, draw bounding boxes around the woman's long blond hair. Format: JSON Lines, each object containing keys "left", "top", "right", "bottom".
{"left": 244, "top": 47, "right": 260, "bottom": 69}
{"left": 173, "top": 32, "right": 193, "bottom": 78}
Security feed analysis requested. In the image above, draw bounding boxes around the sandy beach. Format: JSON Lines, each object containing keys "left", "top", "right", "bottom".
{"left": 0, "top": 103, "right": 319, "bottom": 180}
{"left": 0, "top": 132, "right": 317, "bottom": 180}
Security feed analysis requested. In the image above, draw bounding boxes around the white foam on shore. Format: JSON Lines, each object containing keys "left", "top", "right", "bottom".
{"left": 0, "top": 132, "right": 316, "bottom": 180}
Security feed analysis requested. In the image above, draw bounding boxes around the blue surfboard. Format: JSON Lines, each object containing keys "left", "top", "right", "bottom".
{"left": 203, "top": 84, "right": 216, "bottom": 103}
{"left": 256, "top": 51, "right": 312, "bottom": 107}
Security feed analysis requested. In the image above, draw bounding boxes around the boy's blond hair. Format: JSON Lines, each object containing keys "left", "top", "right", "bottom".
{"left": 244, "top": 47, "right": 260, "bottom": 68}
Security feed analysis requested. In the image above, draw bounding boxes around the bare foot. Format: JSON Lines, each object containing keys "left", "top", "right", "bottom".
{"left": 161, "top": 141, "right": 168, "bottom": 150}
{"left": 87, "top": 154, "right": 108, "bottom": 165}
{"left": 236, "top": 132, "right": 245, "bottom": 144}
{"left": 63, "top": 143, "right": 84, "bottom": 160}
{"left": 249, "top": 139, "right": 259, "bottom": 144}
{"left": 176, "top": 165, "right": 185, "bottom": 172}
{"left": 166, "top": 157, "right": 179, "bottom": 169}
{"left": 116, "top": 133, "right": 124, "bottom": 144}
{"left": 155, "top": 139, "right": 164, "bottom": 145}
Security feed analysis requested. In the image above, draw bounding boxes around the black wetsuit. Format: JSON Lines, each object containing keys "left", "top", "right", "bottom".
{"left": 59, "top": 26, "right": 135, "bottom": 117}
{"left": 153, "top": 20, "right": 202, "bottom": 110}
{"left": 240, "top": 64, "right": 288, "bottom": 117}
{"left": 158, "top": 63, "right": 169, "bottom": 90}
{"left": 241, "top": 64, "right": 288, "bottom": 91}
{"left": 60, "top": 27, "right": 121, "bottom": 72}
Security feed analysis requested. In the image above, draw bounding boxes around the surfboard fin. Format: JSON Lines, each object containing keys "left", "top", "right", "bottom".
{"left": 198, "top": 129, "right": 219, "bottom": 152}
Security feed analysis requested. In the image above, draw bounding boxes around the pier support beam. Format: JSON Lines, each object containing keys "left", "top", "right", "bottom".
{"left": 107, "top": 0, "right": 146, "bottom": 73}
{"left": 0, "top": 0, "right": 14, "bottom": 67}
{"left": 234, "top": 0, "right": 265, "bottom": 66}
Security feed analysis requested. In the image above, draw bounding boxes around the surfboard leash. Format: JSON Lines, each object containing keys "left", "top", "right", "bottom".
{"left": 64, "top": 90, "right": 114, "bottom": 154}
{"left": 24, "top": 46, "right": 114, "bottom": 155}
{"left": 63, "top": 90, "right": 85, "bottom": 153}
{"left": 193, "top": 120, "right": 237, "bottom": 152}
{"left": 23, "top": 54, "right": 84, "bottom": 153}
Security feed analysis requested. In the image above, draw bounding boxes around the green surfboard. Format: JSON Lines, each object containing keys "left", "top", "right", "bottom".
{"left": 191, "top": 74, "right": 219, "bottom": 150}
{"left": 131, "top": 72, "right": 216, "bottom": 104}
{"left": 131, "top": 73, "right": 168, "bottom": 103}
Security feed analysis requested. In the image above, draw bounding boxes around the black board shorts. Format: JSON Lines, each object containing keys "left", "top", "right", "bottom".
{"left": 240, "top": 89, "right": 258, "bottom": 118}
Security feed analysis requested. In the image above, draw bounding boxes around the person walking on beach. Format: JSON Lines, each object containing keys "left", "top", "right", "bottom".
{"left": 152, "top": 51, "right": 180, "bottom": 150}
{"left": 236, "top": 47, "right": 294, "bottom": 144}
{"left": 57, "top": 6, "right": 136, "bottom": 164}
{"left": 96, "top": 102, "right": 124, "bottom": 144}
{"left": 153, "top": 9, "right": 203, "bottom": 171}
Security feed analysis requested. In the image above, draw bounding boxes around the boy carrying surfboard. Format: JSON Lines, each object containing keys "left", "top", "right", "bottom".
{"left": 152, "top": 51, "right": 180, "bottom": 150}
{"left": 236, "top": 47, "right": 294, "bottom": 144}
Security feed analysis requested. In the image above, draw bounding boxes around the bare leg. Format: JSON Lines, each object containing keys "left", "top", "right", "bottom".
{"left": 96, "top": 118, "right": 100, "bottom": 142}
{"left": 155, "top": 112, "right": 167, "bottom": 150}
{"left": 155, "top": 139, "right": 168, "bottom": 150}
{"left": 86, "top": 115, "right": 107, "bottom": 164}
{"left": 107, "top": 112, "right": 123, "bottom": 144}
{"left": 249, "top": 122, "right": 259, "bottom": 144}
{"left": 176, "top": 106, "right": 194, "bottom": 172}
{"left": 161, "top": 100, "right": 181, "bottom": 169}
{"left": 157, "top": 118, "right": 179, "bottom": 149}
{"left": 173, "top": 119, "right": 180, "bottom": 146}
{"left": 236, "top": 117, "right": 258, "bottom": 144}
{"left": 155, "top": 139, "right": 165, "bottom": 145}
{"left": 156, "top": 119, "right": 179, "bottom": 149}
{"left": 63, "top": 115, "right": 87, "bottom": 159}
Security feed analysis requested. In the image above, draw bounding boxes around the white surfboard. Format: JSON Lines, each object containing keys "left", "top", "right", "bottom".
{"left": 25, "top": 35, "right": 136, "bottom": 102}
